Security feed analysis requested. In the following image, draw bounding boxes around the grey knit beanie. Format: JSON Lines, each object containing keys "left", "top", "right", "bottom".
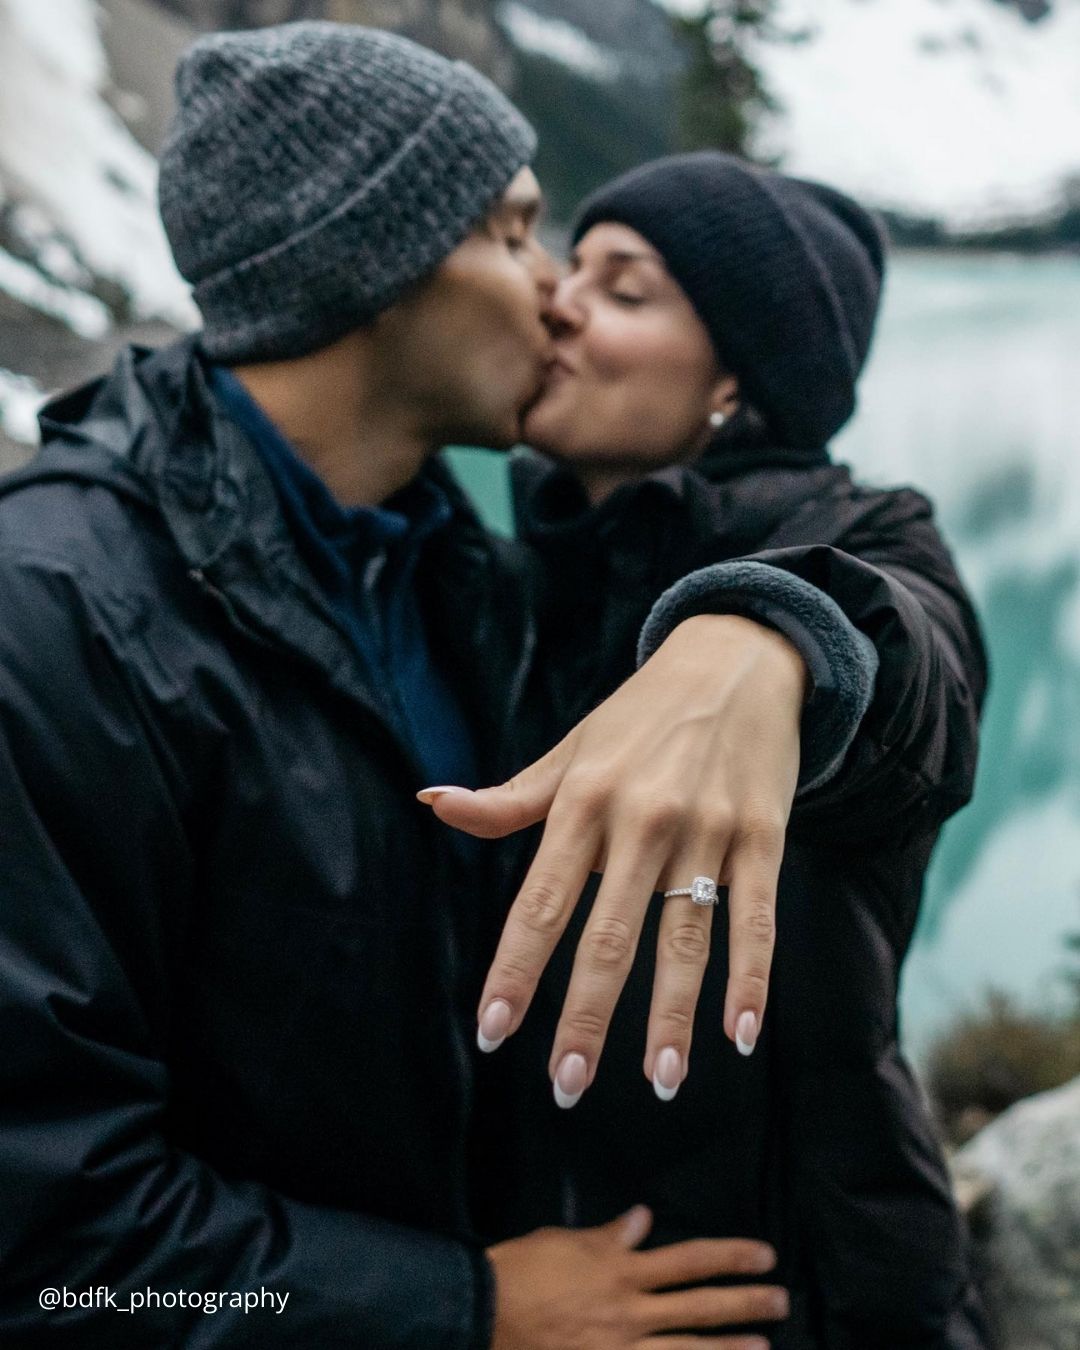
{"left": 573, "top": 152, "right": 887, "bottom": 449}
{"left": 158, "top": 22, "right": 537, "bottom": 363}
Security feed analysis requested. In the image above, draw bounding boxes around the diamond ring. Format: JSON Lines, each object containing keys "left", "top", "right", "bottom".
{"left": 663, "top": 876, "right": 719, "bottom": 906}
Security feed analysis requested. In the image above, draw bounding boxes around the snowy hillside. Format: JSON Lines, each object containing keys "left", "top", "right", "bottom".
{"left": 0, "top": 0, "right": 194, "bottom": 322}
{"left": 0, "top": 0, "right": 195, "bottom": 449}
{"left": 3, "top": 0, "right": 1078, "bottom": 453}
{"left": 748, "top": 0, "right": 1080, "bottom": 229}
{"left": 522, "top": 0, "right": 1080, "bottom": 230}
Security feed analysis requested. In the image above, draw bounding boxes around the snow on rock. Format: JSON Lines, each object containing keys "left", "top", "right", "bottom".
{"left": 0, "top": 367, "right": 46, "bottom": 445}
{"left": 0, "top": 0, "right": 195, "bottom": 328}
{"left": 0, "top": 245, "right": 110, "bottom": 339}
{"left": 497, "top": 1, "right": 622, "bottom": 80}
{"left": 750, "top": 0, "right": 1080, "bottom": 229}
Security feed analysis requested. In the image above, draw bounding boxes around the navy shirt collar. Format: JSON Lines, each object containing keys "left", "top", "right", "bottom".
{"left": 206, "top": 363, "right": 452, "bottom": 568}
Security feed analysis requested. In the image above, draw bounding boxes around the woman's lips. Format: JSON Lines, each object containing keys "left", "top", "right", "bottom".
{"left": 537, "top": 356, "right": 573, "bottom": 395}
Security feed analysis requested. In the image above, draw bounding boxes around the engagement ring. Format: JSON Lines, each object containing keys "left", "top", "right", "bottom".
{"left": 663, "top": 876, "right": 719, "bottom": 906}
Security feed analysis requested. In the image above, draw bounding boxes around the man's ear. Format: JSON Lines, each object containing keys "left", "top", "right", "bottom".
{"left": 709, "top": 371, "right": 741, "bottom": 420}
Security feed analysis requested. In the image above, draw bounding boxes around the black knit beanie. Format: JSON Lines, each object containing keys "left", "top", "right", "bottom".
{"left": 572, "top": 152, "right": 887, "bottom": 449}
{"left": 159, "top": 23, "right": 536, "bottom": 363}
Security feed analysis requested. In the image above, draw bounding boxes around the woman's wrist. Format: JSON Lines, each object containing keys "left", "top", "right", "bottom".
{"left": 666, "top": 612, "right": 809, "bottom": 706}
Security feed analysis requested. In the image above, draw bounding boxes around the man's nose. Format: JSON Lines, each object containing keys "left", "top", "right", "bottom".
{"left": 529, "top": 239, "right": 561, "bottom": 303}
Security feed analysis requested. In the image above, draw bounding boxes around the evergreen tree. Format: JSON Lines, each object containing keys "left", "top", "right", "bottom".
{"left": 672, "top": 2, "right": 780, "bottom": 158}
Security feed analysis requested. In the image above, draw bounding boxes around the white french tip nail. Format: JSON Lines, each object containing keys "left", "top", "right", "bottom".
{"left": 416, "top": 785, "right": 465, "bottom": 802}
{"left": 553, "top": 1052, "right": 588, "bottom": 1109}
{"left": 477, "top": 999, "right": 512, "bottom": 1054}
{"left": 652, "top": 1046, "right": 682, "bottom": 1101}
{"left": 735, "top": 1010, "right": 759, "bottom": 1057}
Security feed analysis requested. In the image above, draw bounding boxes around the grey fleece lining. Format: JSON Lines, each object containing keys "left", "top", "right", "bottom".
{"left": 637, "top": 560, "right": 879, "bottom": 792}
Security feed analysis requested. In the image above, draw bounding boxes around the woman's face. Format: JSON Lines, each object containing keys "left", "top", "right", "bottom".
{"left": 523, "top": 222, "right": 738, "bottom": 483}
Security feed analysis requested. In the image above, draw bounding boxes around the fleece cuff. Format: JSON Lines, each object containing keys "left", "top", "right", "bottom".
{"left": 637, "top": 560, "right": 879, "bottom": 792}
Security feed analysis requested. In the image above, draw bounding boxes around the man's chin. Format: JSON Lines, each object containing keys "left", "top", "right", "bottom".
{"left": 463, "top": 375, "right": 555, "bottom": 451}
{"left": 520, "top": 401, "right": 561, "bottom": 453}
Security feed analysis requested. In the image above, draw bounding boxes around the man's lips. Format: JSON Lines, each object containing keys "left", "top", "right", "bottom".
{"left": 519, "top": 356, "right": 559, "bottom": 421}
{"left": 520, "top": 350, "right": 576, "bottom": 425}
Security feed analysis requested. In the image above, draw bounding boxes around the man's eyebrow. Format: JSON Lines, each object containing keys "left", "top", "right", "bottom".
{"left": 494, "top": 190, "right": 544, "bottom": 222}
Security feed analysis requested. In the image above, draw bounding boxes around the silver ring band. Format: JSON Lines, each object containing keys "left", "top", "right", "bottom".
{"left": 663, "top": 876, "right": 719, "bottom": 906}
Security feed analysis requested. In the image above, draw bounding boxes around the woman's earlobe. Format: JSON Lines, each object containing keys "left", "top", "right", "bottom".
{"left": 707, "top": 373, "right": 741, "bottom": 428}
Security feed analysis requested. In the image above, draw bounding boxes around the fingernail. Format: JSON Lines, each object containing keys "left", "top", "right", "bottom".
{"left": 772, "top": 1288, "right": 791, "bottom": 1317}
{"left": 652, "top": 1046, "right": 683, "bottom": 1102}
{"left": 748, "top": 1243, "right": 777, "bottom": 1274}
{"left": 620, "top": 1204, "right": 652, "bottom": 1247}
{"left": 736, "top": 1010, "right": 759, "bottom": 1057}
{"left": 553, "top": 1052, "right": 588, "bottom": 1109}
{"left": 416, "top": 785, "right": 466, "bottom": 804}
{"left": 477, "top": 999, "right": 512, "bottom": 1053}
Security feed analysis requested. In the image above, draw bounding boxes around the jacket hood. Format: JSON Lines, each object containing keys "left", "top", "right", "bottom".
{"left": 0, "top": 344, "right": 183, "bottom": 512}
{"left": 21, "top": 337, "right": 485, "bottom": 566}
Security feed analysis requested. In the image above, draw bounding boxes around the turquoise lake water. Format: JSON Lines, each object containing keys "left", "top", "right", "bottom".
{"left": 449, "top": 251, "right": 1080, "bottom": 1061}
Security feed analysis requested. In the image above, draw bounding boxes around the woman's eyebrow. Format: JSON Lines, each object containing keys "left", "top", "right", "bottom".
{"left": 603, "top": 250, "right": 663, "bottom": 266}
{"left": 568, "top": 248, "right": 664, "bottom": 270}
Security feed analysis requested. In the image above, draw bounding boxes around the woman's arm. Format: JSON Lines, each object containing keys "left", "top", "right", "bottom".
{"left": 637, "top": 486, "right": 986, "bottom": 841}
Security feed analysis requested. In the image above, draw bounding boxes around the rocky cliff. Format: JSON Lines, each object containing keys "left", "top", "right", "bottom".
{"left": 954, "top": 1075, "right": 1080, "bottom": 1349}
{"left": 153, "top": 0, "right": 515, "bottom": 82}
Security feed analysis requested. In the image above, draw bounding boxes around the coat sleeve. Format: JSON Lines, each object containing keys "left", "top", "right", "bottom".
{"left": 638, "top": 559, "right": 880, "bottom": 793}
{"left": 0, "top": 554, "right": 494, "bottom": 1350}
{"left": 637, "top": 488, "right": 987, "bottom": 840}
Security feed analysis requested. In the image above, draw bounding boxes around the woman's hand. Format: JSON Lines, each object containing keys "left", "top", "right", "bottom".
{"left": 419, "top": 613, "right": 805, "bottom": 1102}
{"left": 488, "top": 1205, "right": 788, "bottom": 1350}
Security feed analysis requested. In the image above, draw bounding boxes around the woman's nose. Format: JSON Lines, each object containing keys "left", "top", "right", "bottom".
{"left": 543, "top": 276, "right": 586, "bottom": 340}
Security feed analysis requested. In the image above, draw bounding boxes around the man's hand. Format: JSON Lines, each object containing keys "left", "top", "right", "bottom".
{"left": 418, "top": 614, "right": 806, "bottom": 1104}
{"left": 487, "top": 1205, "right": 788, "bottom": 1349}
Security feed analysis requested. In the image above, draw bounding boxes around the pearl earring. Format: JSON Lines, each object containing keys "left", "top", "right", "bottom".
{"left": 708, "top": 410, "right": 726, "bottom": 429}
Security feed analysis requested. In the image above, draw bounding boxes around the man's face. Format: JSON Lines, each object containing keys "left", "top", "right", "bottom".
{"left": 375, "top": 168, "right": 558, "bottom": 449}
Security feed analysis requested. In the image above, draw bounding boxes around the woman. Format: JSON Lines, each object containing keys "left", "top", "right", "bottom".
{"left": 477, "top": 153, "right": 991, "bottom": 1348}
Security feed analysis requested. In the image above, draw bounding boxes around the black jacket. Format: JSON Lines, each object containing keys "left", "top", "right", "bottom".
{"left": 479, "top": 447, "right": 991, "bottom": 1350}
{"left": 0, "top": 340, "right": 538, "bottom": 1348}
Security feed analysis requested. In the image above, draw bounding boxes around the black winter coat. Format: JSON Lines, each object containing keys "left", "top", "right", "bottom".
{"left": 476, "top": 447, "right": 991, "bottom": 1350}
{"left": 0, "top": 340, "right": 537, "bottom": 1348}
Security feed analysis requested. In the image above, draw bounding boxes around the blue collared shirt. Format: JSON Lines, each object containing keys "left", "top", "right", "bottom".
{"left": 207, "top": 364, "right": 478, "bottom": 791}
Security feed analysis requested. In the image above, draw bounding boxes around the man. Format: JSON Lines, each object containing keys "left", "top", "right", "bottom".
{"left": 0, "top": 22, "right": 869, "bottom": 1347}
